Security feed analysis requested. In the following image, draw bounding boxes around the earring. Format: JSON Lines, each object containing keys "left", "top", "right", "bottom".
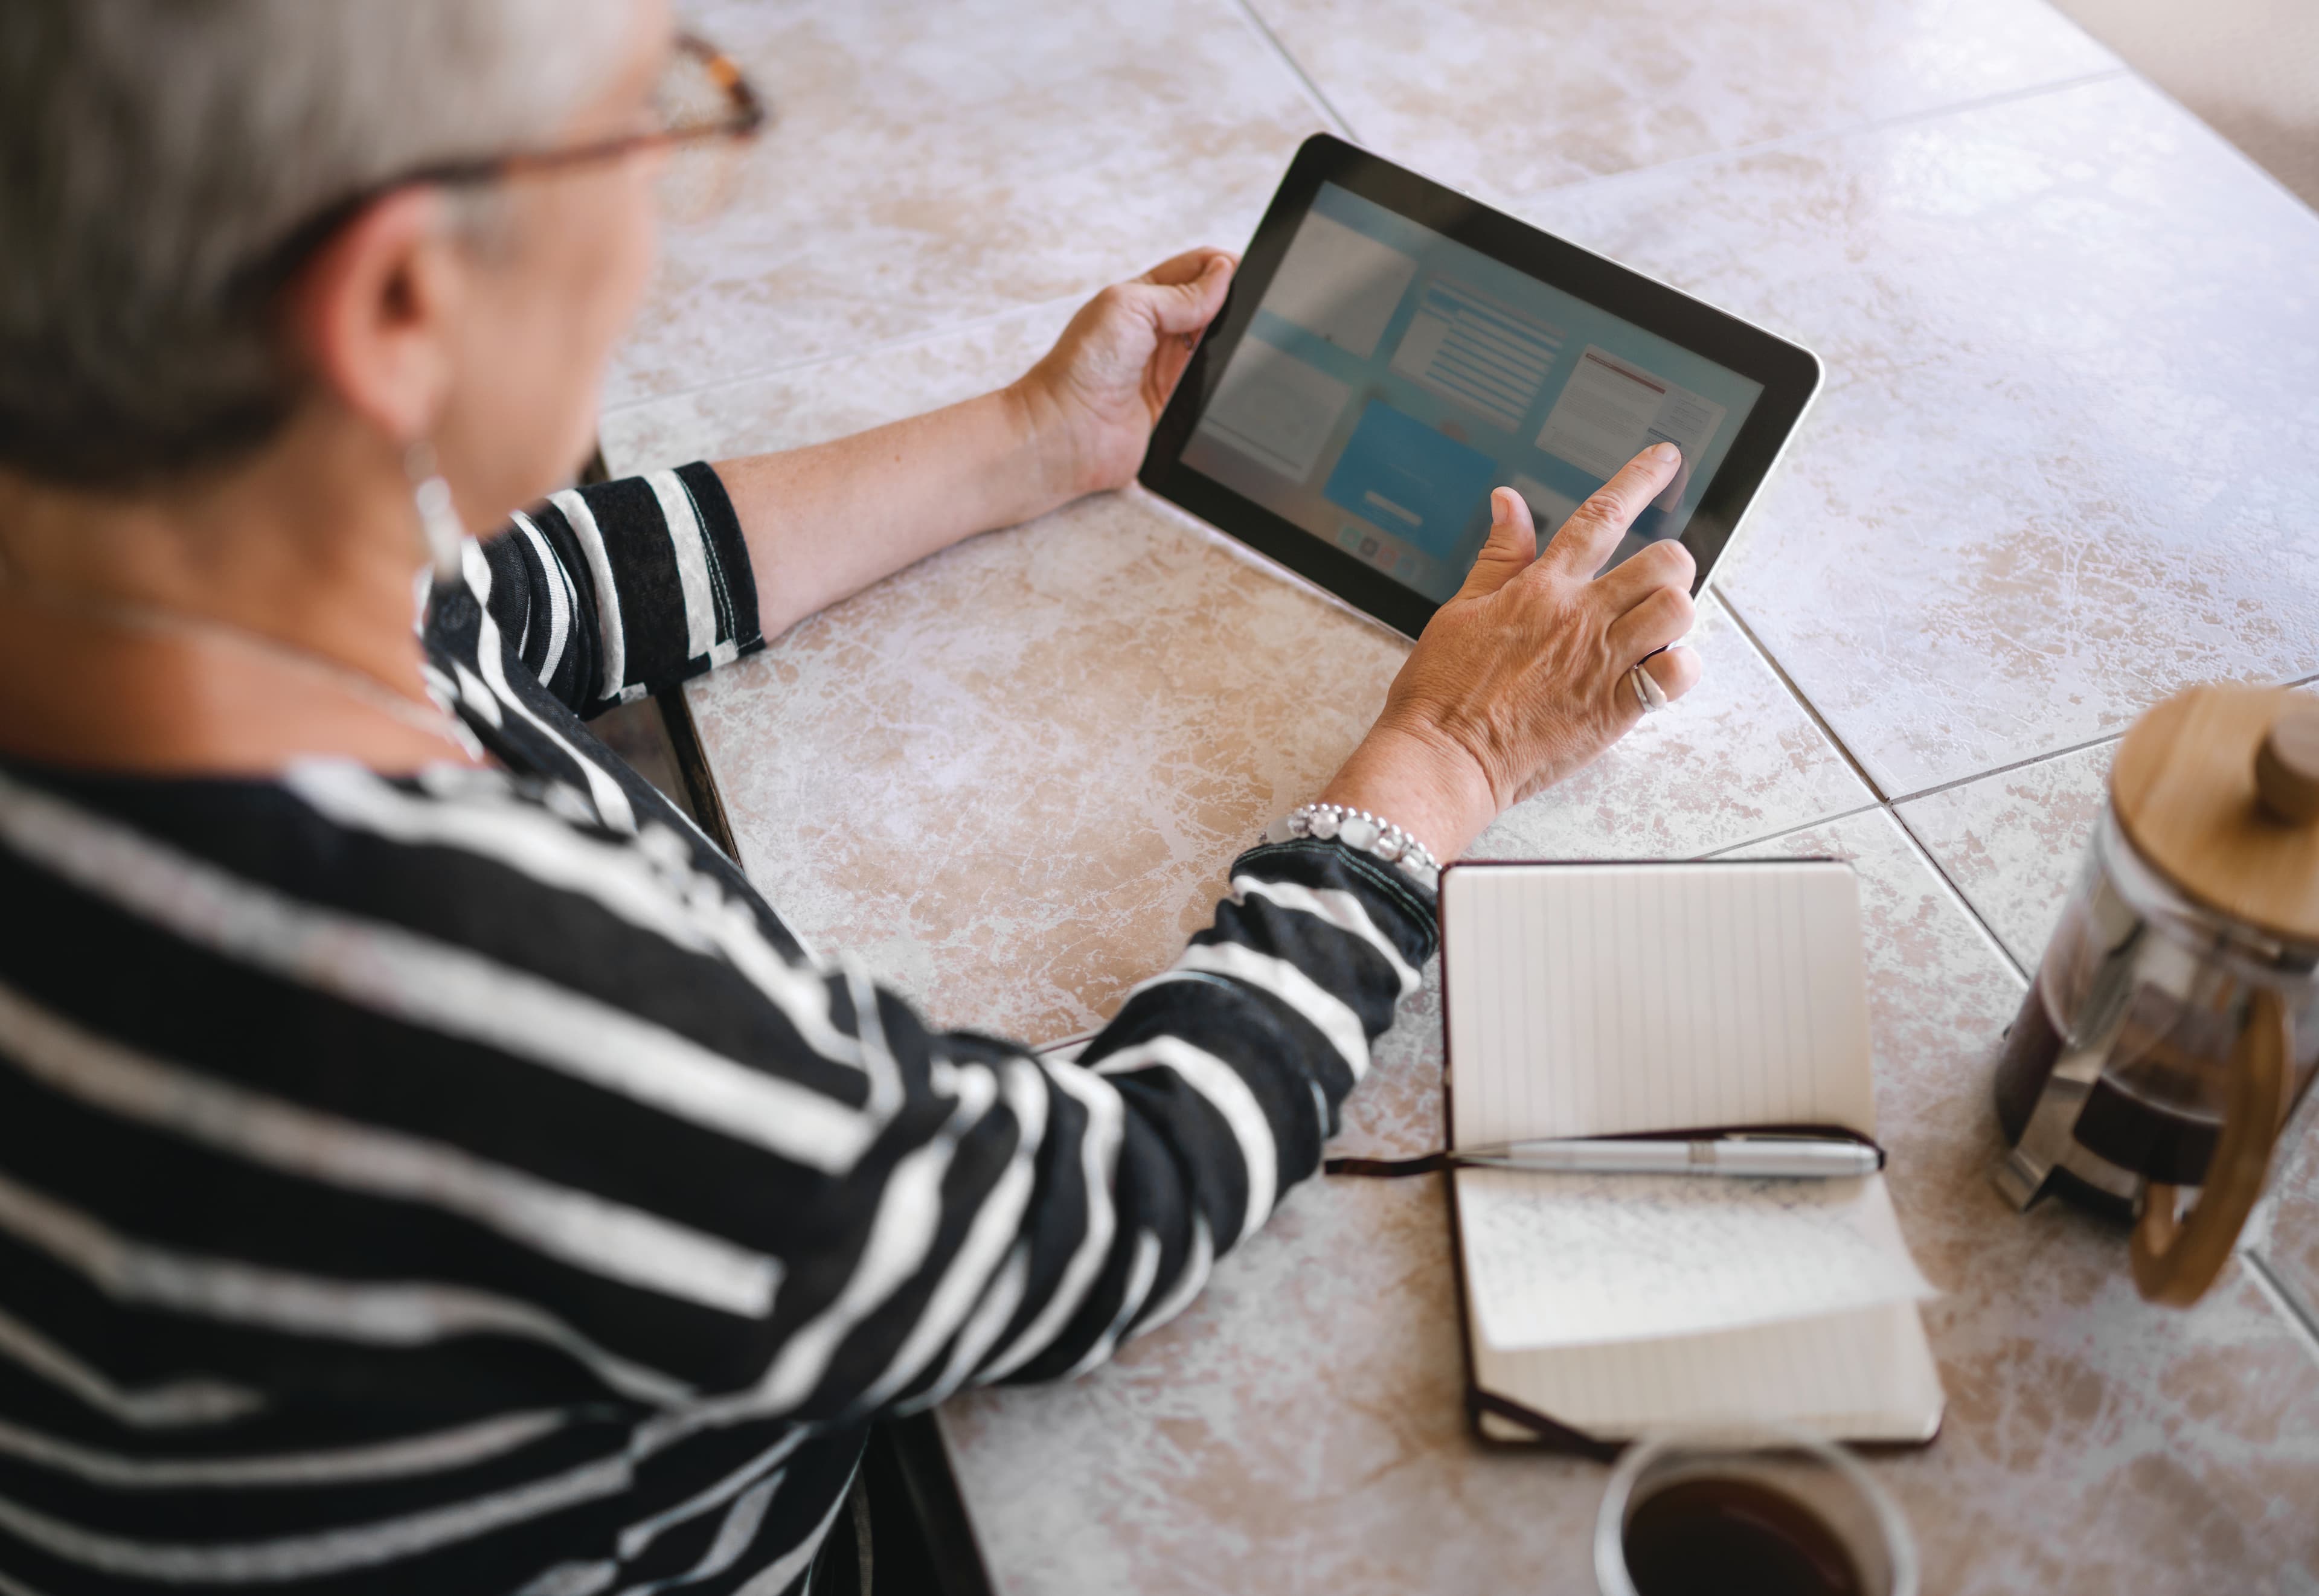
{"left": 405, "top": 442, "right": 466, "bottom": 583}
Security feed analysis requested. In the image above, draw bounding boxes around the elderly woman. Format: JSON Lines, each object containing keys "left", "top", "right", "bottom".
{"left": 0, "top": 2, "right": 1701, "bottom": 1592}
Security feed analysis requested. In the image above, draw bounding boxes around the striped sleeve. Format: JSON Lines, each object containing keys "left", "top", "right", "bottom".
{"left": 483, "top": 463, "right": 763, "bottom": 717}
{"left": 958, "top": 840, "right": 1432, "bottom": 1389}
{"left": 659, "top": 835, "right": 1440, "bottom": 1419}
{"left": 0, "top": 757, "right": 1437, "bottom": 1592}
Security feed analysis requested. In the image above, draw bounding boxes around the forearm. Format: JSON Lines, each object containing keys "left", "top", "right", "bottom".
{"left": 711, "top": 383, "right": 1074, "bottom": 639}
{"left": 708, "top": 249, "right": 1237, "bottom": 642}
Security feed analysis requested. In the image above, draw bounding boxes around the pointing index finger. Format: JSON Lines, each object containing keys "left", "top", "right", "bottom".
{"left": 1536, "top": 442, "right": 1683, "bottom": 578}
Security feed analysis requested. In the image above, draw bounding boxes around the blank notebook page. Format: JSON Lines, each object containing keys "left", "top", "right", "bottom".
{"left": 1443, "top": 861, "right": 1876, "bottom": 1149}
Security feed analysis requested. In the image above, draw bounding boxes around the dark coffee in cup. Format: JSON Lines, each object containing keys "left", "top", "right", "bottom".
{"left": 1621, "top": 1476, "right": 1865, "bottom": 1596}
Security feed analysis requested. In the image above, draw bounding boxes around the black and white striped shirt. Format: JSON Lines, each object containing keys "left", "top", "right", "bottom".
{"left": 0, "top": 464, "right": 1436, "bottom": 1594}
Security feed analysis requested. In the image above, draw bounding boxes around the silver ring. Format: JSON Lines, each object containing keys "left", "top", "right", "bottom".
{"left": 1628, "top": 662, "right": 1667, "bottom": 714}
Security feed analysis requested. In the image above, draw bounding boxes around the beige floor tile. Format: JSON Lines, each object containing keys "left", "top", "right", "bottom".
{"left": 939, "top": 807, "right": 2319, "bottom": 1594}
{"left": 1890, "top": 687, "right": 2316, "bottom": 973}
{"left": 1248, "top": 0, "right": 2116, "bottom": 202}
{"left": 1521, "top": 75, "right": 2319, "bottom": 795}
{"left": 607, "top": 0, "right": 1324, "bottom": 407}
{"left": 1896, "top": 739, "right": 2115, "bottom": 972}
{"left": 1464, "top": 595, "right": 1875, "bottom": 865}
{"left": 600, "top": 311, "right": 1870, "bottom": 1042}
{"left": 601, "top": 304, "right": 1076, "bottom": 473}
{"left": 2051, "top": 0, "right": 2319, "bottom": 208}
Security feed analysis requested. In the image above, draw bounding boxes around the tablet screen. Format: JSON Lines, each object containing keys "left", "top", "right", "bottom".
{"left": 1178, "top": 181, "right": 1766, "bottom": 604}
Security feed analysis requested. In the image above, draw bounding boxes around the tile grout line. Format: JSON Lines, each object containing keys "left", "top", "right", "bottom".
{"left": 1882, "top": 665, "right": 2319, "bottom": 809}
{"left": 1713, "top": 664, "right": 2319, "bottom": 986}
{"left": 2241, "top": 1251, "right": 2319, "bottom": 1368}
{"left": 1227, "top": 0, "right": 1357, "bottom": 142}
{"left": 1923, "top": 668, "right": 2319, "bottom": 976}
{"left": 1695, "top": 801, "right": 1885, "bottom": 860}
{"left": 1887, "top": 803, "right": 2033, "bottom": 984}
{"left": 1511, "top": 66, "right": 2132, "bottom": 213}
{"left": 1698, "top": 592, "right": 2044, "bottom": 973}
{"left": 1884, "top": 728, "right": 2126, "bottom": 809}
{"left": 1696, "top": 596, "right": 2311, "bottom": 993}
{"left": 1694, "top": 790, "right": 2033, "bottom": 985}
{"left": 2074, "top": 43, "right": 2319, "bottom": 221}
{"left": 1711, "top": 590, "right": 1888, "bottom": 801}
{"left": 607, "top": 52, "right": 2154, "bottom": 438}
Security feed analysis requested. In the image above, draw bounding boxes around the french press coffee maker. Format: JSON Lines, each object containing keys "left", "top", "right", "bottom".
{"left": 1993, "top": 684, "right": 2319, "bottom": 1306}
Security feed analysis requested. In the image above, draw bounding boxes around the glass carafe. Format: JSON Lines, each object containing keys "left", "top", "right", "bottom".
{"left": 1990, "top": 685, "right": 2319, "bottom": 1306}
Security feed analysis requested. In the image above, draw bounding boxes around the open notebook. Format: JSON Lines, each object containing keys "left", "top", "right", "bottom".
{"left": 1438, "top": 859, "right": 1945, "bottom": 1449}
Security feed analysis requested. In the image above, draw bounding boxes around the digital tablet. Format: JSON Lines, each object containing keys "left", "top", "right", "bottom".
{"left": 1139, "top": 135, "right": 1821, "bottom": 638}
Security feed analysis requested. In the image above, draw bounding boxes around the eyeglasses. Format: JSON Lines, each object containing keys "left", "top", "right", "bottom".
{"left": 409, "top": 33, "right": 768, "bottom": 215}
{"left": 243, "top": 33, "right": 766, "bottom": 291}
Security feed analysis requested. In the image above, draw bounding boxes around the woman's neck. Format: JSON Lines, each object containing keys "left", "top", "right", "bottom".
{"left": 0, "top": 412, "right": 479, "bottom": 777}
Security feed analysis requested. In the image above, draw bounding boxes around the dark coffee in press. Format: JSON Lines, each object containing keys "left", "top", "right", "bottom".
{"left": 1993, "top": 971, "right": 2229, "bottom": 1211}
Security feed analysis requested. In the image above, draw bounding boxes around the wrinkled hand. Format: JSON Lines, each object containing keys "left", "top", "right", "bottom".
{"left": 1321, "top": 444, "right": 1704, "bottom": 861}
{"left": 1009, "top": 248, "right": 1236, "bottom": 501}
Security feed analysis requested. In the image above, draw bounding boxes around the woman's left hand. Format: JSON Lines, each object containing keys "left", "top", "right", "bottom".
{"left": 1009, "top": 249, "right": 1236, "bottom": 502}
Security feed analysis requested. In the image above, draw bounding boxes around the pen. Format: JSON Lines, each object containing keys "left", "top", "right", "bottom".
{"left": 1452, "top": 1135, "right": 1882, "bottom": 1179}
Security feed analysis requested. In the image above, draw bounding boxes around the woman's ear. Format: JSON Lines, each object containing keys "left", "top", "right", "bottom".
{"left": 280, "top": 187, "right": 467, "bottom": 447}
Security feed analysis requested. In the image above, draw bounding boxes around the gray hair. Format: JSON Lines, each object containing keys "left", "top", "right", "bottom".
{"left": 0, "top": 0, "right": 635, "bottom": 486}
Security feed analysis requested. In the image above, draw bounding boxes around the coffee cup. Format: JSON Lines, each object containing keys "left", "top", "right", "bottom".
{"left": 1595, "top": 1428, "right": 1917, "bottom": 1596}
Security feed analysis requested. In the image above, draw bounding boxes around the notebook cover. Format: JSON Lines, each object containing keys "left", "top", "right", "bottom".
{"left": 1432, "top": 857, "right": 1943, "bottom": 1457}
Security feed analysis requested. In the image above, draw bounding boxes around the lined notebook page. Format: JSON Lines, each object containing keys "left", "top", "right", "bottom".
{"left": 1457, "top": 1166, "right": 1935, "bottom": 1350}
{"left": 1474, "top": 1301, "right": 1945, "bottom": 1443}
{"left": 1443, "top": 861, "right": 1876, "bottom": 1147}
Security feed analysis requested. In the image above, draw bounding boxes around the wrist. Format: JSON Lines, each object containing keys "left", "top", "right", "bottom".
{"left": 996, "top": 375, "right": 1092, "bottom": 515}
{"left": 1317, "top": 720, "right": 1499, "bottom": 865}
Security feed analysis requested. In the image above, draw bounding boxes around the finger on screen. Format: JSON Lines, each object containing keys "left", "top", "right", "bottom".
{"left": 1539, "top": 443, "right": 1682, "bottom": 578}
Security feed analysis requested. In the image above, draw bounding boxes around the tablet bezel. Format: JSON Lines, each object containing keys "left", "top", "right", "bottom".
{"left": 1138, "top": 133, "right": 1822, "bottom": 639}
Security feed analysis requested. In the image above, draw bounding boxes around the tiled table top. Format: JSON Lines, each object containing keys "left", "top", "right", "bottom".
{"left": 616, "top": 0, "right": 1329, "bottom": 407}
{"left": 1246, "top": 0, "right": 2118, "bottom": 202}
{"left": 1527, "top": 75, "right": 2319, "bottom": 798}
{"left": 608, "top": 2, "right": 2319, "bottom": 1588}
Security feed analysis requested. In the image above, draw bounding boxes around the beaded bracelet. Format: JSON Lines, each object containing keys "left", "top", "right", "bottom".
{"left": 1265, "top": 802, "right": 1443, "bottom": 892}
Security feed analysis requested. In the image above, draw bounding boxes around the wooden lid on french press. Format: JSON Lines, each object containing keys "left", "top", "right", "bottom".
{"left": 2110, "top": 684, "right": 2319, "bottom": 945}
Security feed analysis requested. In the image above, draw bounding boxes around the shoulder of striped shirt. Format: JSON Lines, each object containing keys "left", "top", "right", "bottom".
{"left": 0, "top": 765, "right": 1069, "bottom": 1426}
{"left": 0, "top": 759, "right": 882, "bottom": 1181}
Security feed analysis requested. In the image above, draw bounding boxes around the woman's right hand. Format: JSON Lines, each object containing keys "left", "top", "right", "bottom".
{"left": 1317, "top": 442, "right": 1703, "bottom": 864}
